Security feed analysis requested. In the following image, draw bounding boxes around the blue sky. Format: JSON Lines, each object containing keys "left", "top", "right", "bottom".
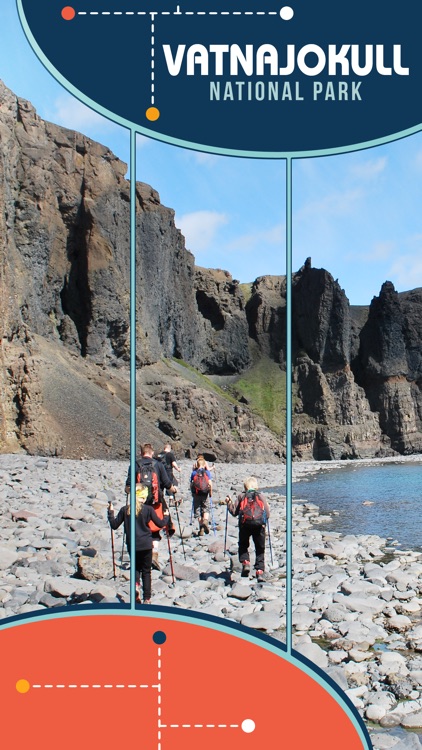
{"left": 2, "top": 3, "right": 422, "bottom": 304}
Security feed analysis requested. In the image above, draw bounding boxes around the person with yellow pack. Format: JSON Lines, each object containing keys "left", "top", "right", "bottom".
{"left": 108, "top": 487, "right": 170, "bottom": 604}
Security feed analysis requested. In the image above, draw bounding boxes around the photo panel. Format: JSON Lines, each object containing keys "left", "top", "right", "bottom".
{"left": 291, "top": 138, "right": 422, "bottom": 744}
{"left": 131, "top": 136, "right": 288, "bottom": 629}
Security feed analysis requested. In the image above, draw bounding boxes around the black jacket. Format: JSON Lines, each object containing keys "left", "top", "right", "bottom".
{"left": 125, "top": 457, "right": 173, "bottom": 498}
{"left": 108, "top": 504, "right": 169, "bottom": 551}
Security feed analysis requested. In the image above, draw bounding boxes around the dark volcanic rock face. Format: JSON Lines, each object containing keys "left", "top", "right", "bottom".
{"left": 292, "top": 261, "right": 351, "bottom": 369}
{"left": 291, "top": 264, "right": 422, "bottom": 459}
{"left": 194, "top": 267, "right": 250, "bottom": 374}
{"left": 354, "top": 282, "right": 422, "bottom": 453}
{"left": 291, "top": 261, "right": 384, "bottom": 459}
{"left": 246, "top": 275, "right": 285, "bottom": 364}
{"left": 0, "top": 80, "right": 278, "bottom": 460}
{"left": 2, "top": 76, "right": 422, "bottom": 463}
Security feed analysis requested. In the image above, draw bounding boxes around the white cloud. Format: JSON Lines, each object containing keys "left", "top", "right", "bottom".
{"left": 227, "top": 223, "right": 284, "bottom": 251}
{"left": 360, "top": 241, "right": 395, "bottom": 262}
{"left": 176, "top": 210, "right": 228, "bottom": 251}
{"left": 388, "top": 252, "right": 422, "bottom": 290}
{"left": 414, "top": 151, "right": 422, "bottom": 171}
{"left": 136, "top": 134, "right": 150, "bottom": 149}
{"left": 47, "top": 94, "right": 118, "bottom": 133}
{"left": 350, "top": 157, "right": 387, "bottom": 181}
{"left": 191, "top": 150, "right": 222, "bottom": 166}
{"left": 297, "top": 188, "right": 364, "bottom": 220}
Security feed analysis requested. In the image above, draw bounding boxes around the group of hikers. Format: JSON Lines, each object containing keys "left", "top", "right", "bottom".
{"left": 107, "top": 442, "right": 271, "bottom": 604}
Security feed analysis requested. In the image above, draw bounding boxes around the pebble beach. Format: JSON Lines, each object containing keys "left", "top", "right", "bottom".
{"left": 3, "top": 453, "right": 422, "bottom": 748}
{"left": 0, "top": 455, "right": 287, "bottom": 630}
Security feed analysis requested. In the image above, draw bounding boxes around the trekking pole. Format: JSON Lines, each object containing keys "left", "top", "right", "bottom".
{"left": 190, "top": 497, "right": 194, "bottom": 525}
{"left": 110, "top": 526, "right": 117, "bottom": 580}
{"left": 209, "top": 496, "right": 217, "bottom": 536}
{"left": 267, "top": 519, "right": 274, "bottom": 566}
{"left": 166, "top": 528, "right": 176, "bottom": 585}
{"left": 107, "top": 501, "right": 117, "bottom": 579}
{"left": 174, "top": 500, "right": 186, "bottom": 560}
{"left": 212, "top": 465, "right": 220, "bottom": 503}
{"left": 224, "top": 501, "right": 229, "bottom": 556}
{"left": 121, "top": 492, "right": 129, "bottom": 564}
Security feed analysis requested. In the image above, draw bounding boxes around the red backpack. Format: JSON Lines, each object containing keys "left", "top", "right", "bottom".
{"left": 191, "top": 468, "right": 211, "bottom": 495}
{"left": 239, "top": 491, "right": 267, "bottom": 526}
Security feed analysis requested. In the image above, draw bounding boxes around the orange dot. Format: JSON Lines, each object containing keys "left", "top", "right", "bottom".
{"left": 146, "top": 107, "right": 160, "bottom": 122}
{"left": 61, "top": 6, "right": 76, "bottom": 21}
{"left": 16, "top": 679, "right": 30, "bottom": 694}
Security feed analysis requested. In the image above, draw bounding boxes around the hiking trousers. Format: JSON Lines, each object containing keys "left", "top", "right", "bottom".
{"left": 193, "top": 493, "right": 210, "bottom": 518}
{"left": 134, "top": 549, "right": 153, "bottom": 601}
{"left": 238, "top": 525, "right": 266, "bottom": 570}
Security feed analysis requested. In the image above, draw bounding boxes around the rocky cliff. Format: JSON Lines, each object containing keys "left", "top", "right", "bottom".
{"left": 0, "top": 80, "right": 278, "bottom": 461}
{"left": 291, "top": 261, "right": 422, "bottom": 459}
{"left": 3, "top": 78, "right": 422, "bottom": 463}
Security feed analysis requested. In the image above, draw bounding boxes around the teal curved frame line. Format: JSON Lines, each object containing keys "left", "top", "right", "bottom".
{"left": 0, "top": 607, "right": 372, "bottom": 750}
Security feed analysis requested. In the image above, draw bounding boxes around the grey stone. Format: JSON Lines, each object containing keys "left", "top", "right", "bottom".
{"left": 386, "top": 615, "right": 412, "bottom": 632}
{"left": 0, "top": 547, "right": 19, "bottom": 570}
{"left": 229, "top": 584, "right": 252, "bottom": 600}
{"left": 89, "top": 584, "right": 118, "bottom": 602}
{"left": 241, "top": 611, "right": 282, "bottom": 632}
{"left": 77, "top": 555, "right": 113, "bottom": 582}
{"left": 391, "top": 735, "right": 422, "bottom": 750}
{"left": 39, "top": 593, "right": 67, "bottom": 608}
{"left": 325, "top": 666, "right": 349, "bottom": 691}
{"left": 378, "top": 714, "right": 402, "bottom": 729}
{"left": 294, "top": 642, "right": 328, "bottom": 669}
{"left": 62, "top": 507, "right": 86, "bottom": 521}
{"left": 162, "top": 562, "right": 200, "bottom": 582}
{"left": 44, "top": 577, "right": 93, "bottom": 599}
{"left": 401, "top": 711, "right": 422, "bottom": 728}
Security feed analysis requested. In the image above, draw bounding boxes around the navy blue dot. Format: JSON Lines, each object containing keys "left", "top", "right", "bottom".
{"left": 153, "top": 631, "right": 167, "bottom": 644}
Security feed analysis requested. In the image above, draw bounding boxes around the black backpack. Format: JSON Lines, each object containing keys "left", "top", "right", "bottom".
{"left": 157, "top": 452, "right": 172, "bottom": 482}
{"left": 239, "top": 490, "right": 267, "bottom": 526}
{"left": 136, "top": 460, "right": 160, "bottom": 503}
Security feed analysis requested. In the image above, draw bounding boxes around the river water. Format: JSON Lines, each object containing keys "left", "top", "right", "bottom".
{"left": 288, "top": 461, "right": 422, "bottom": 552}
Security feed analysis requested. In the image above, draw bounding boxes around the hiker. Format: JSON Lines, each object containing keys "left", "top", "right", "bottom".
{"left": 190, "top": 457, "right": 212, "bottom": 535}
{"left": 225, "top": 476, "right": 270, "bottom": 583}
{"left": 157, "top": 443, "right": 181, "bottom": 505}
{"left": 107, "top": 490, "right": 170, "bottom": 603}
{"left": 192, "top": 453, "right": 214, "bottom": 475}
{"left": 125, "top": 443, "right": 176, "bottom": 571}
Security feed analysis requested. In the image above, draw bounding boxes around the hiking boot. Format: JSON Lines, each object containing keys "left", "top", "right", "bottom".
{"left": 143, "top": 599, "right": 151, "bottom": 605}
{"left": 135, "top": 585, "right": 142, "bottom": 603}
{"left": 203, "top": 520, "right": 210, "bottom": 535}
{"left": 152, "top": 552, "right": 160, "bottom": 571}
{"left": 241, "top": 561, "right": 250, "bottom": 577}
{"left": 198, "top": 526, "right": 205, "bottom": 537}
{"left": 256, "top": 570, "right": 265, "bottom": 583}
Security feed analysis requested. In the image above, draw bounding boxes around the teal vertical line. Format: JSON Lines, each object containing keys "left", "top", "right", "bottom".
{"left": 130, "top": 128, "right": 137, "bottom": 609}
{"left": 286, "top": 157, "right": 293, "bottom": 655}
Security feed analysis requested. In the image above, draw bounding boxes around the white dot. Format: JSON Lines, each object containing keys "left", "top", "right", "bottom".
{"left": 242, "top": 719, "right": 256, "bottom": 734}
{"left": 280, "top": 6, "right": 294, "bottom": 20}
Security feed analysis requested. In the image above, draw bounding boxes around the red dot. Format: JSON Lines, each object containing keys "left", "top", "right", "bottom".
{"left": 61, "top": 6, "right": 76, "bottom": 21}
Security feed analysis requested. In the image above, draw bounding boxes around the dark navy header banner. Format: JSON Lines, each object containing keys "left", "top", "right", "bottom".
{"left": 17, "top": 0, "right": 422, "bottom": 156}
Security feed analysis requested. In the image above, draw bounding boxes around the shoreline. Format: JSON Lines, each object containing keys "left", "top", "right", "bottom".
{"left": 292, "top": 452, "right": 422, "bottom": 481}
{"left": 290, "top": 457, "right": 422, "bottom": 748}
